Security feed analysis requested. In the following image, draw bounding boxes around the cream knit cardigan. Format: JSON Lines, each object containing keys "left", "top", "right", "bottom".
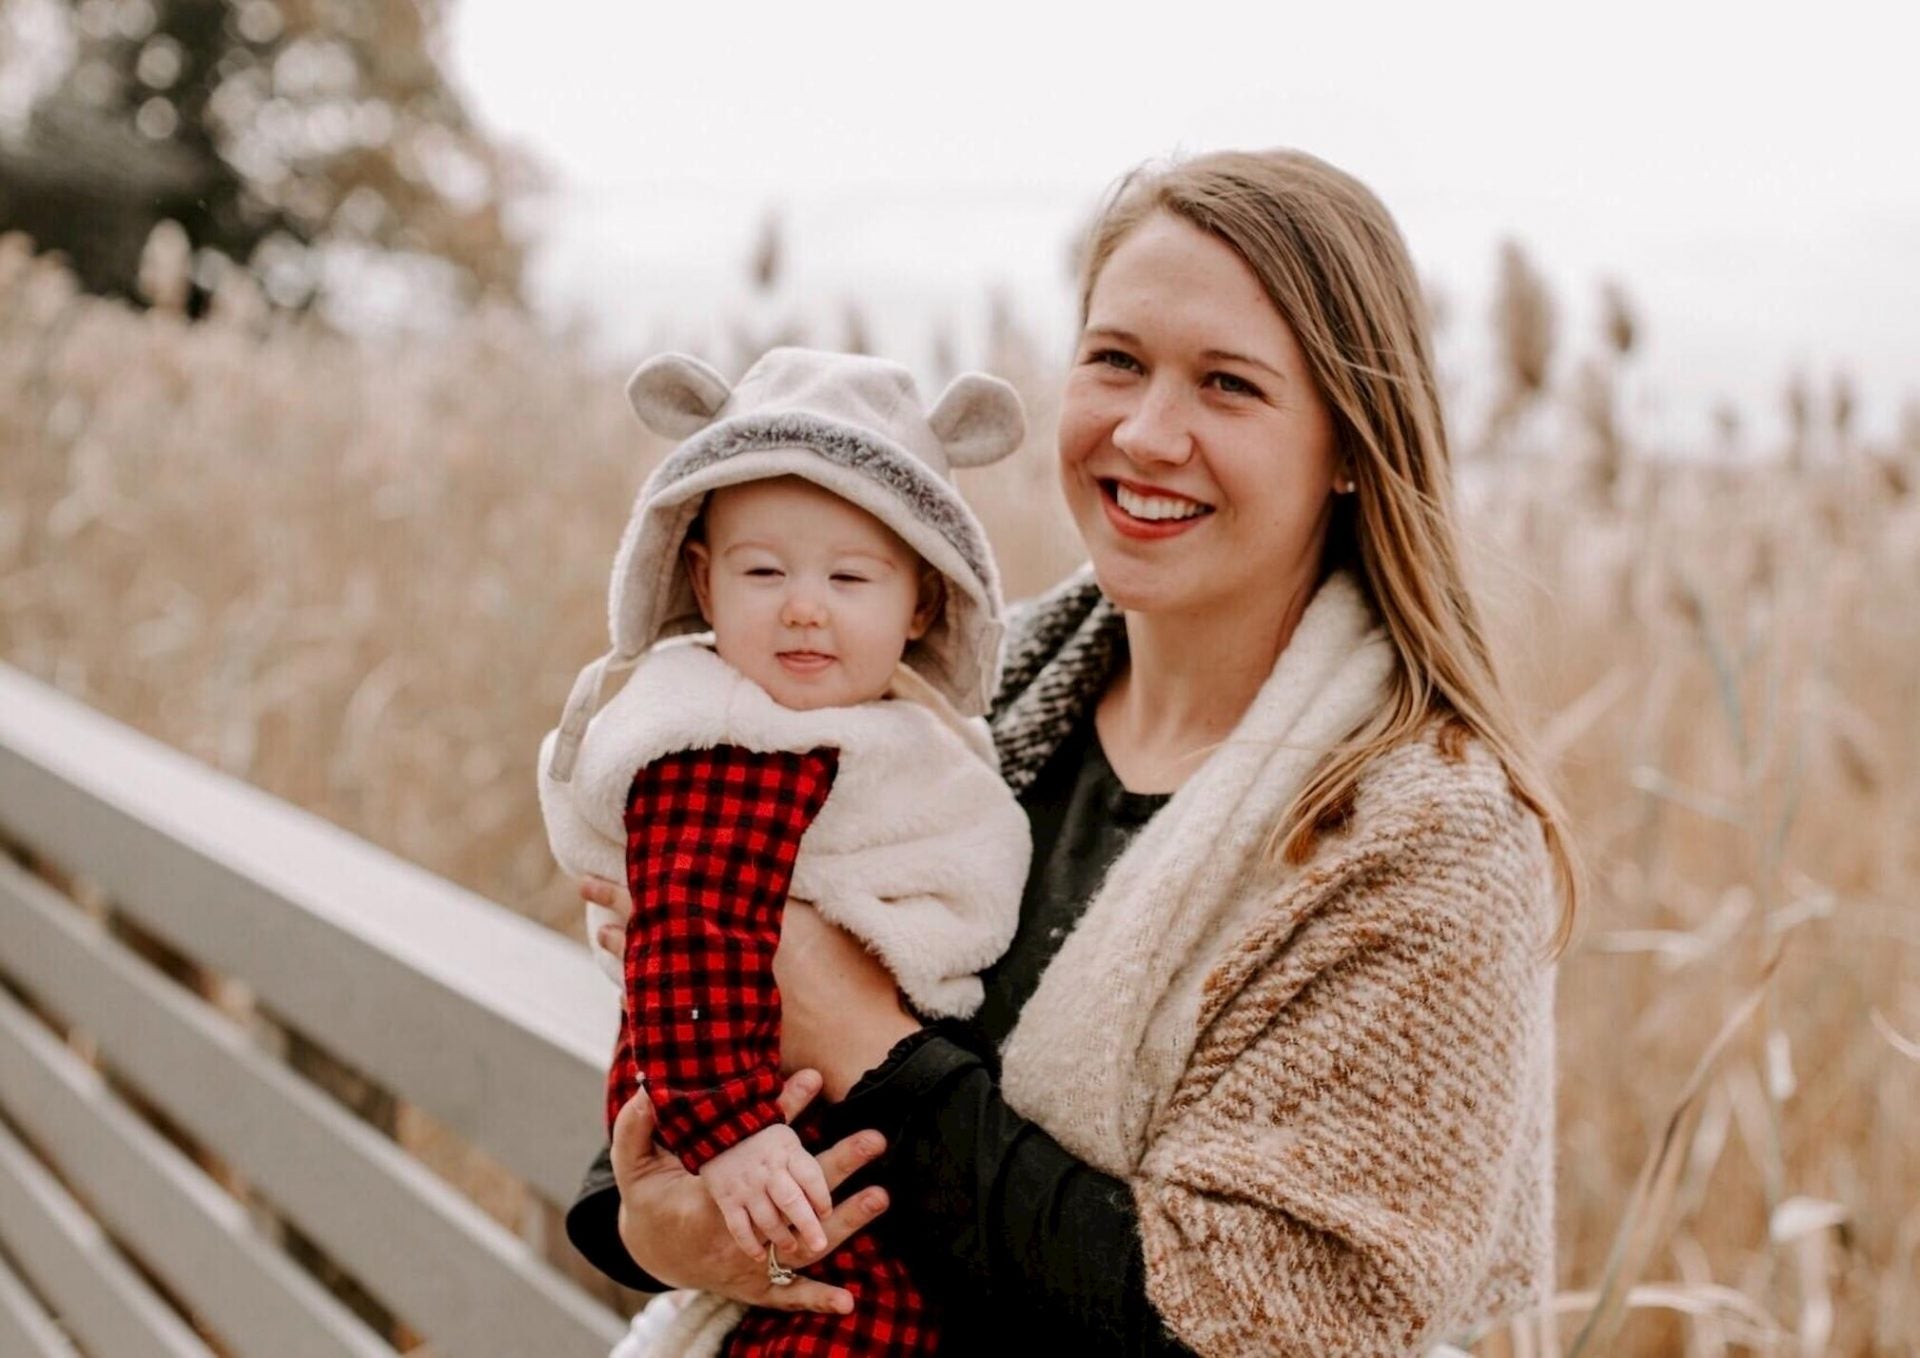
{"left": 996, "top": 569, "right": 1558, "bottom": 1356}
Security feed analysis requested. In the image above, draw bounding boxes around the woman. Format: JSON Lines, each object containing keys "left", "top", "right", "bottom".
{"left": 568, "top": 148, "right": 1576, "bottom": 1357}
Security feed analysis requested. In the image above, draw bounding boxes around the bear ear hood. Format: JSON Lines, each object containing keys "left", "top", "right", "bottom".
{"left": 929, "top": 372, "right": 1025, "bottom": 470}
{"left": 545, "top": 347, "right": 1025, "bottom": 784}
{"left": 626, "top": 353, "right": 732, "bottom": 439}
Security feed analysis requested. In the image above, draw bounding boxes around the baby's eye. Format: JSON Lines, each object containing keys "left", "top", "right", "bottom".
{"left": 744, "top": 567, "right": 783, "bottom": 578}
{"left": 830, "top": 573, "right": 870, "bottom": 585}
{"left": 1208, "top": 372, "right": 1263, "bottom": 398}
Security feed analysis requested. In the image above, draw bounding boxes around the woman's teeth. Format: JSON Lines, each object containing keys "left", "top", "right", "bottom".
{"left": 1114, "top": 484, "right": 1209, "bottom": 521}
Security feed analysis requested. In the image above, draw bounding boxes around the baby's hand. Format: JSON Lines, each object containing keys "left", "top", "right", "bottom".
{"left": 698, "top": 1122, "right": 834, "bottom": 1261}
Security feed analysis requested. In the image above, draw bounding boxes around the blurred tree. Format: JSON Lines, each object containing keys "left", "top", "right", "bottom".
{"left": 0, "top": 0, "right": 529, "bottom": 314}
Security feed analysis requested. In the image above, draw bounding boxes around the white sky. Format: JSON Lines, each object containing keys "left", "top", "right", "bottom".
{"left": 448, "top": 0, "right": 1920, "bottom": 447}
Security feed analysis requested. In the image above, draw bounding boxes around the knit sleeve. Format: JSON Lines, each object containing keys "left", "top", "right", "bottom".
{"left": 607, "top": 744, "right": 839, "bottom": 1174}
{"left": 1131, "top": 781, "right": 1557, "bottom": 1357}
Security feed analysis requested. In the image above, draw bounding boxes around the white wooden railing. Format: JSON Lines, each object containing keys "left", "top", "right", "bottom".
{"left": 0, "top": 663, "right": 630, "bottom": 1357}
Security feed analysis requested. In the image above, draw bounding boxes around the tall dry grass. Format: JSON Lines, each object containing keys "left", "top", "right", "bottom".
{"left": 2, "top": 229, "right": 1917, "bottom": 1354}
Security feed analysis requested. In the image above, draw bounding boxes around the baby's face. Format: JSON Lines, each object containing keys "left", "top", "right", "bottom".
{"left": 685, "top": 477, "right": 939, "bottom": 711}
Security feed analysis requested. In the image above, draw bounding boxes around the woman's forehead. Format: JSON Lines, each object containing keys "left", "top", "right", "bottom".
{"left": 1087, "top": 214, "right": 1293, "bottom": 354}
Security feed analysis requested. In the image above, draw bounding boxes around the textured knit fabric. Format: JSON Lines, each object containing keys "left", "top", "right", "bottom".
{"left": 975, "top": 710, "right": 1169, "bottom": 1044}
{"left": 989, "top": 567, "right": 1558, "bottom": 1356}
{"left": 608, "top": 743, "right": 937, "bottom": 1358}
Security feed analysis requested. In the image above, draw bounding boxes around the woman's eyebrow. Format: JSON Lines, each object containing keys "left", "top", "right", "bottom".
{"left": 1201, "top": 348, "right": 1286, "bottom": 382}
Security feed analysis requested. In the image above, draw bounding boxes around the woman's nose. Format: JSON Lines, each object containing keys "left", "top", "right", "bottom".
{"left": 1110, "top": 380, "right": 1193, "bottom": 466}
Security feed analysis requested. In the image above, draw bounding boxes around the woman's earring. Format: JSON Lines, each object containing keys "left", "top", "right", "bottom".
{"left": 1336, "top": 477, "right": 1357, "bottom": 494}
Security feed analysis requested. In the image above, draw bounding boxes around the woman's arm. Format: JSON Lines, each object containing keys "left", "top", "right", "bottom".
{"left": 842, "top": 1030, "right": 1197, "bottom": 1355}
{"left": 775, "top": 903, "right": 1195, "bottom": 1354}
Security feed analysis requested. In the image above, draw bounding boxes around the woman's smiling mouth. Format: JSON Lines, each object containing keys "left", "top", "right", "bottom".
{"left": 1099, "top": 478, "right": 1214, "bottom": 538}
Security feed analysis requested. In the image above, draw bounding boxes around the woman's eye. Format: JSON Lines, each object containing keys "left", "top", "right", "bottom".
{"left": 1209, "top": 372, "right": 1262, "bottom": 398}
{"left": 1088, "top": 348, "right": 1142, "bottom": 373}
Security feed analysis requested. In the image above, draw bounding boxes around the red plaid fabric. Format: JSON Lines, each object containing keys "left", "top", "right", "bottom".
{"left": 607, "top": 743, "right": 940, "bottom": 1357}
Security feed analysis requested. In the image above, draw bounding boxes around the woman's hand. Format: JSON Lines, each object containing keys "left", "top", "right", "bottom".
{"left": 580, "top": 875, "right": 626, "bottom": 961}
{"left": 774, "top": 901, "right": 919, "bottom": 1101}
{"left": 609, "top": 1070, "right": 891, "bottom": 1315}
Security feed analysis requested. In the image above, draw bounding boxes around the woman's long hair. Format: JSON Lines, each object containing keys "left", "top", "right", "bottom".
{"left": 1078, "top": 148, "right": 1580, "bottom": 952}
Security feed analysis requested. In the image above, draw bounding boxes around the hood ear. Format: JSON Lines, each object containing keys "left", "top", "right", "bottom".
{"left": 626, "top": 353, "right": 732, "bottom": 439}
{"left": 929, "top": 372, "right": 1025, "bottom": 470}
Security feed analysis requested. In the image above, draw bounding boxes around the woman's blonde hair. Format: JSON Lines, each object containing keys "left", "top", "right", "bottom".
{"left": 1078, "top": 148, "right": 1579, "bottom": 952}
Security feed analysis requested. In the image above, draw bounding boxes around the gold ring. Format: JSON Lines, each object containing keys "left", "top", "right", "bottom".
{"left": 766, "top": 1243, "right": 798, "bottom": 1287}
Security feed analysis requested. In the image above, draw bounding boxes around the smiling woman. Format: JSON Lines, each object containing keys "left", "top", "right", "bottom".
{"left": 1060, "top": 212, "right": 1345, "bottom": 672}
{"left": 570, "top": 149, "right": 1577, "bottom": 1358}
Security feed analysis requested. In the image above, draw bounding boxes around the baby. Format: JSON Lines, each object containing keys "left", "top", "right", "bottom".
{"left": 538, "top": 347, "right": 1032, "bottom": 1358}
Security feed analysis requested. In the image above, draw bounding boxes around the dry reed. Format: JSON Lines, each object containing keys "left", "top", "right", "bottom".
{"left": 2, "top": 229, "right": 1916, "bottom": 1354}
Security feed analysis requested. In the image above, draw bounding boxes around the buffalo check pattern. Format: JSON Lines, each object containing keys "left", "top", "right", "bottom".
{"left": 606, "top": 743, "right": 939, "bottom": 1357}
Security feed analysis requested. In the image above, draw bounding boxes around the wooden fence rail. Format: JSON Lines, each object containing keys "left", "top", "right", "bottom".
{"left": 0, "top": 663, "right": 628, "bottom": 1357}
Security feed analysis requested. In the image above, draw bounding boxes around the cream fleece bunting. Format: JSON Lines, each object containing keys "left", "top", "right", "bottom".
{"left": 537, "top": 639, "right": 1029, "bottom": 1021}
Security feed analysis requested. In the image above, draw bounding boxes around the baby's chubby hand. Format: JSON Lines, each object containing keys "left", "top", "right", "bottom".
{"left": 699, "top": 1122, "right": 835, "bottom": 1262}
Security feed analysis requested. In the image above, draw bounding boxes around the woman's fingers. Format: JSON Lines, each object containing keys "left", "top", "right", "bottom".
{"left": 576, "top": 875, "right": 622, "bottom": 906}
{"left": 775, "top": 1069, "right": 822, "bottom": 1123}
{"left": 813, "top": 1127, "right": 886, "bottom": 1192}
{"left": 607, "top": 1090, "right": 660, "bottom": 1192}
{"left": 814, "top": 1183, "right": 889, "bottom": 1259}
{"left": 754, "top": 1279, "right": 855, "bottom": 1316}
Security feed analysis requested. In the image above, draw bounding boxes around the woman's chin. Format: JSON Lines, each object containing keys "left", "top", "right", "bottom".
{"left": 1087, "top": 556, "right": 1207, "bottom": 619}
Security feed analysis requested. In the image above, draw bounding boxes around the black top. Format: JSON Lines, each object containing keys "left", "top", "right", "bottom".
{"left": 566, "top": 712, "right": 1196, "bottom": 1355}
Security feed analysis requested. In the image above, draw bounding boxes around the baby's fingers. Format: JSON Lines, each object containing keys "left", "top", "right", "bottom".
{"left": 721, "top": 1203, "right": 763, "bottom": 1262}
{"left": 770, "top": 1173, "right": 829, "bottom": 1256}
{"left": 792, "top": 1153, "right": 833, "bottom": 1224}
{"left": 746, "top": 1194, "right": 798, "bottom": 1254}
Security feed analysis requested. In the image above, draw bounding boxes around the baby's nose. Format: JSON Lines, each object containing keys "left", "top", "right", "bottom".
{"left": 780, "top": 588, "right": 827, "bottom": 628}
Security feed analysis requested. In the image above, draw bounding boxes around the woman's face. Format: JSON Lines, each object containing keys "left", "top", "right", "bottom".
{"left": 1058, "top": 211, "right": 1343, "bottom": 623}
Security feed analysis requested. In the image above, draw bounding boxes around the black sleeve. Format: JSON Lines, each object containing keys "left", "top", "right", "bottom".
{"left": 564, "top": 1144, "right": 666, "bottom": 1295}
{"left": 840, "top": 1025, "right": 1196, "bottom": 1355}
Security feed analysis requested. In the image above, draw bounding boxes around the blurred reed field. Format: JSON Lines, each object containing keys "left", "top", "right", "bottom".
{"left": 3, "top": 220, "right": 1920, "bottom": 1356}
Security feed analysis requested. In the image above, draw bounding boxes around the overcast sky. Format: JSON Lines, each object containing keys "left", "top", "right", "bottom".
{"left": 448, "top": 0, "right": 1920, "bottom": 447}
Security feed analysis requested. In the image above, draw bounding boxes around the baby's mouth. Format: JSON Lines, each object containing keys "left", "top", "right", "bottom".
{"left": 777, "top": 651, "right": 835, "bottom": 672}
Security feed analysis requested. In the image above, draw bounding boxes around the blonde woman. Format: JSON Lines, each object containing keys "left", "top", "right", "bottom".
{"left": 568, "top": 149, "right": 1575, "bottom": 1357}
